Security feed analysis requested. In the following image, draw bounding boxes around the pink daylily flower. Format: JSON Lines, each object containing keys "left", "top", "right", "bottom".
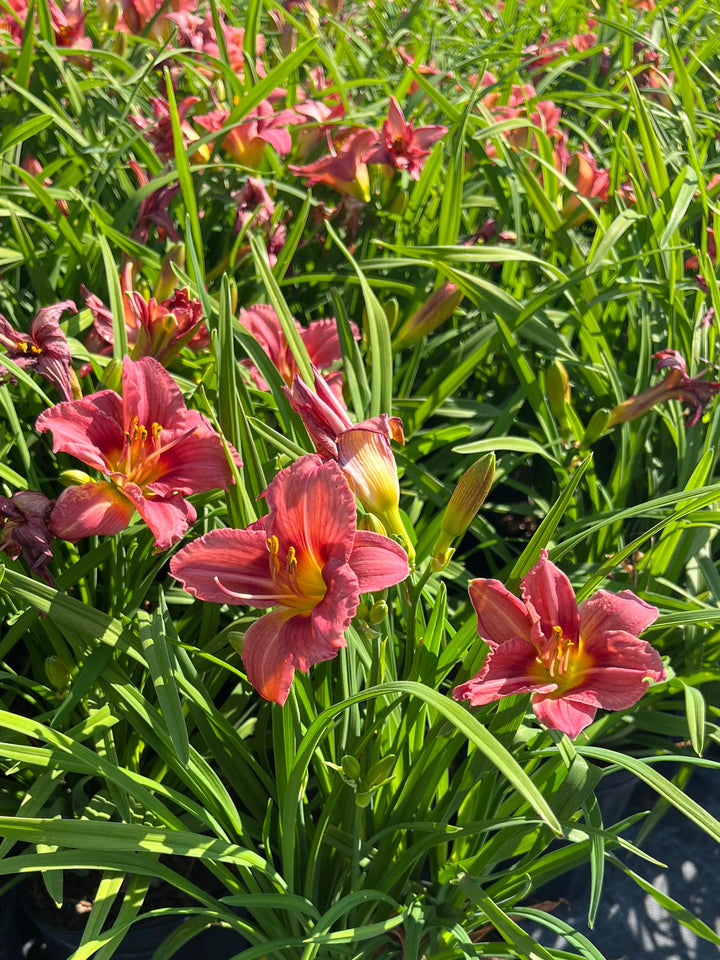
{"left": 284, "top": 369, "right": 413, "bottom": 562}
{"left": 0, "top": 301, "right": 77, "bottom": 401}
{"left": 239, "top": 304, "right": 358, "bottom": 397}
{"left": 36, "top": 356, "right": 239, "bottom": 550}
{"left": 170, "top": 454, "right": 409, "bottom": 704}
{"left": 290, "top": 129, "right": 378, "bottom": 202}
{"left": 453, "top": 550, "right": 665, "bottom": 739}
{"left": 195, "top": 101, "right": 299, "bottom": 169}
{"left": 129, "top": 97, "right": 209, "bottom": 164}
{"left": 365, "top": 97, "right": 448, "bottom": 180}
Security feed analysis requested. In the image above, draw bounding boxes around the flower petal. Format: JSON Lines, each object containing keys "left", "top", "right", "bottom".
{"left": 36, "top": 391, "right": 124, "bottom": 473}
{"left": 284, "top": 556, "right": 356, "bottom": 672}
{"left": 148, "top": 427, "right": 237, "bottom": 496}
{"left": 521, "top": 549, "right": 579, "bottom": 641}
{"left": 531, "top": 694, "right": 597, "bottom": 739}
{"left": 265, "top": 455, "right": 355, "bottom": 565}
{"left": 567, "top": 630, "right": 666, "bottom": 710}
{"left": 121, "top": 355, "right": 188, "bottom": 433}
{"left": 579, "top": 589, "right": 659, "bottom": 642}
{"left": 122, "top": 483, "right": 196, "bottom": 550}
{"left": 170, "top": 527, "right": 278, "bottom": 606}
{"left": 468, "top": 578, "right": 535, "bottom": 648}
{"left": 49, "top": 482, "right": 134, "bottom": 541}
{"left": 453, "top": 637, "right": 555, "bottom": 705}
{"left": 349, "top": 530, "right": 409, "bottom": 591}
{"left": 241, "top": 609, "right": 297, "bottom": 705}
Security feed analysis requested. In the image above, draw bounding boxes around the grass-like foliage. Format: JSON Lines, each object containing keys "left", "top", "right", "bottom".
{"left": 0, "top": 0, "right": 719, "bottom": 957}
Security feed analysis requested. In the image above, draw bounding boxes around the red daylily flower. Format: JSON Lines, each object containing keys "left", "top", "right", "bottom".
{"left": 36, "top": 356, "right": 239, "bottom": 550}
{"left": 239, "top": 304, "right": 358, "bottom": 397}
{"left": 607, "top": 349, "right": 720, "bottom": 429}
{"left": 129, "top": 97, "right": 209, "bottom": 164}
{"left": 365, "top": 97, "right": 448, "bottom": 180}
{"left": 0, "top": 301, "right": 77, "bottom": 401}
{"left": 285, "top": 369, "right": 413, "bottom": 562}
{"left": 454, "top": 550, "right": 665, "bottom": 738}
{"left": 170, "top": 455, "right": 409, "bottom": 704}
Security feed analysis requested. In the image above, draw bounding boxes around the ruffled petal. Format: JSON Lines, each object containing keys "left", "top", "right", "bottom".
{"left": 300, "top": 319, "right": 345, "bottom": 369}
{"left": 49, "top": 482, "right": 134, "bottom": 541}
{"left": 149, "top": 429, "right": 237, "bottom": 496}
{"left": 532, "top": 694, "right": 597, "bottom": 739}
{"left": 36, "top": 391, "right": 124, "bottom": 472}
{"left": 122, "top": 483, "right": 195, "bottom": 550}
{"left": 453, "top": 637, "right": 553, "bottom": 706}
{"left": 241, "top": 609, "right": 297, "bottom": 705}
{"left": 579, "top": 589, "right": 659, "bottom": 643}
{"left": 521, "top": 549, "right": 579, "bottom": 642}
{"left": 349, "top": 530, "right": 409, "bottom": 591}
{"left": 468, "top": 578, "right": 534, "bottom": 648}
{"left": 567, "top": 630, "right": 665, "bottom": 710}
{"left": 284, "top": 556, "right": 356, "bottom": 671}
{"left": 121, "top": 356, "right": 187, "bottom": 433}
{"left": 265, "top": 455, "right": 355, "bottom": 564}
{"left": 170, "top": 527, "right": 279, "bottom": 605}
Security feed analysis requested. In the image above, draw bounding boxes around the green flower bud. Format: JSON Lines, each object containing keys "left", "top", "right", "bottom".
{"left": 583, "top": 408, "right": 611, "bottom": 446}
{"left": 357, "top": 514, "right": 388, "bottom": 537}
{"left": 432, "top": 454, "right": 495, "bottom": 558}
{"left": 59, "top": 469, "right": 94, "bottom": 488}
{"left": 341, "top": 755, "right": 361, "bottom": 781}
{"left": 547, "top": 360, "right": 571, "bottom": 423}
{"left": 45, "top": 656, "right": 71, "bottom": 692}
{"left": 368, "top": 600, "right": 388, "bottom": 624}
{"left": 366, "top": 754, "right": 395, "bottom": 787}
{"left": 394, "top": 282, "right": 464, "bottom": 348}
{"left": 355, "top": 790, "right": 373, "bottom": 808}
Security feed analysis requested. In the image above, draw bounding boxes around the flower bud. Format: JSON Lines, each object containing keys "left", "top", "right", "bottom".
{"left": 583, "top": 408, "right": 610, "bottom": 446}
{"left": 355, "top": 790, "right": 373, "bottom": 808}
{"left": 432, "top": 454, "right": 495, "bottom": 560}
{"left": 59, "top": 469, "right": 93, "bottom": 488}
{"left": 368, "top": 599, "right": 388, "bottom": 624}
{"left": 393, "top": 282, "right": 464, "bottom": 348}
{"left": 366, "top": 754, "right": 395, "bottom": 787}
{"left": 45, "top": 656, "right": 71, "bottom": 692}
{"left": 154, "top": 245, "right": 186, "bottom": 302}
{"left": 341, "top": 755, "right": 361, "bottom": 781}
{"left": 357, "top": 513, "right": 387, "bottom": 537}
{"left": 546, "top": 360, "right": 571, "bottom": 422}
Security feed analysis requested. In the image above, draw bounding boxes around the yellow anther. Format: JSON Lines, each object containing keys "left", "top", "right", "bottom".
{"left": 152, "top": 422, "right": 163, "bottom": 440}
{"left": 287, "top": 545, "right": 297, "bottom": 571}
{"left": 267, "top": 535, "right": 280, "bottom": 574}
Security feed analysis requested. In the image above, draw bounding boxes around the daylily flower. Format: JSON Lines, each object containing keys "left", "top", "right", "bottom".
{"left": 607, "top": 350, "right": 720, "bottom": 428}
{"left": 170, "top": 454, "right": 409, "bottom": 704}
{"left": 364, "top": 97, "right": 448, "bottom": 180}
{"left": 127, "top": 161, "right": 180, "bottom": 246}
{"left": 36, "top": 356, "right": 239, "bottom": 550}
{"left": 239, "top": 304, "right": 358, "bottom": 397}
{"left": 285, "top": 369, "right": 413, "bottom": 562}
{"left": 231, "top": 178, "right": 288, "bottom": 266}
{"left": 0, "top": 490, "right": 55, "bottom": 585}
{"left": 0, "top": 301, "right": 77, "bottom": 401}
{"left": 555, "top": 142, "right": 610, "bottom": 225}
{"left": 195, "top": 101, "right": 299, "bottom": 169}
{"left": 290, "top": 129, "right": 377, "bottom": 202}
{"left": 453, "top": 550, "right": 665, "bottom": 738}
{"left": 81, "top": 287, "right": 208, "bottom": 368}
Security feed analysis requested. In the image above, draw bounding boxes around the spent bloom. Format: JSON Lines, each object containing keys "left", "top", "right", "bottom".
{"left": 0, "top": 490, "right": 55, "bottom": 585}
{"left": 239, "top": 304, "right": 358, "bottom": 398}
{"left": 36, "top": 356, "right": 239, "bottom": 550}
{"left": 454, "top": 550, "right": 665, "bottom": 738}
{"left": 364, "top": 97, "right": 448, "bottom": 180}
{"left": 607, "top": 350, "right": 720, "bottom": 429}
{"left": 0, "top": 301, "right": 77, "bottom": 401}
{"left": 170, "top": 455, "right": 409, "bottom": 704}
{"left": 285, "top": 369, "right": 413, "bottom": 563}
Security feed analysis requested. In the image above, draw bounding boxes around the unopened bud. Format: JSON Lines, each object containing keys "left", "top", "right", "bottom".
{"left": 341, "top": 755, "right": 361, "bottom": 781}
{"left": 432, "top": 454, "right": 495, "bottom": 558}
{"left": 366, "top": 754, "right": 395, "bottom": 787}
{"left": 154, "top": 245, "right": 186, "bottom": 302}
{"left": 45, "top": 656, "right": 71, "bottom": 692}
{"left": 547, "top": 361, "right": 571, "bottom": 423}
{"left": 368, "top": 600, "right": 388, "bottom": 624}
{"left": 355, "top": 790, "right": 372, "bottom": 808}
{"left": 583, "top": 408, "right": 610, "bottom": 446}
{"left": 357, "top": 514, "right": 387, "bottom": 537}
{"left": 59, "top": 469, "right": 93, "bottom": 488}
{"left": 394, "top": 282, "right": 464, "bottom": 348}
{"left": 355, "top": 601, "right": 371, "bottom": 622}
